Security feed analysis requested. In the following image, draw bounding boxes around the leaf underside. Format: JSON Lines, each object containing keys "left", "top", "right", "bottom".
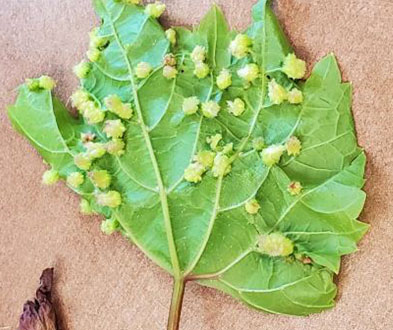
{"left": 8, "top": 0, "right": 368, "bottom": 316}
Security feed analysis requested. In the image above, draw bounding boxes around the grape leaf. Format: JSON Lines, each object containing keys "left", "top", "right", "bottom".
{"left": 8, "top": 0, "right": 368, "bottom": 327}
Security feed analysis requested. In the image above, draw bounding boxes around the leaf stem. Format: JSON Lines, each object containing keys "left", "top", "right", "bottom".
{"left": 167, "top": 277, "right": 186, "bottom": 330}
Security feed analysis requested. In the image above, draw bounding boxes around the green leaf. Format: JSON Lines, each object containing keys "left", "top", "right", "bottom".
{"left": 8, "top": 0, "right": 368, "bottom": 325}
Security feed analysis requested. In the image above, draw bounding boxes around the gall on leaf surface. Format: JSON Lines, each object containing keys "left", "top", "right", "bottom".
{"left": 8, "top": 0, "right": 368, "bottom": 323}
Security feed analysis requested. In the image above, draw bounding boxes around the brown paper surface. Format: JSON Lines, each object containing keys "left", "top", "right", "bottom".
{"left": 1, "top": 1, "right": 392, "bottom": 329}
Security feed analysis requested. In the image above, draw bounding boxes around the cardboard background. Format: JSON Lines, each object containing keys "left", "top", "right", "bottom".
{"left": 1, "top": 0, "right": 392, "bottom": 329}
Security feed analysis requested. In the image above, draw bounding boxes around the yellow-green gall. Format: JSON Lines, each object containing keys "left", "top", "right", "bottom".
{"left": 184, "top": 162, "right": 206, "bottom": 183}
{"left": 258, "top": 233, "right": 294, "bottom": 257}
{"left": 182, "top": 96, "right": 200, "bottom": 115}
{"left": 74, "top": 153, "right": 92, "bottom": 170}
{"left": 26, "top": 78, "right": 40, "bottom": 91}
{"left": 71, "top": 89, "right": 90, "bottom": 109}
{"left": 268, "top": 79, "right": 287, "bottom": 105}
{"left": 237, "top": 63, "right": 259, "bottom": 82}
{"left": 191, "top": 45, "right": 206, "bottom": 63}
{"left": 103, "top": 119, "right": 126, "bottom": 139}
{"left": 252, "top": 137, "right": 265, "bottom": 151}
{"left": 104, "top": 95, "right": 133, "bottom": 119}
{"left": 83, "top": 102, "right": 105, "bottom": 124}
{"left": 227, "top": 98, "right": 246, "bottom": 117}
{"left": 101, "top": 218, "right": 120, "bottom": 235}
{"left": 166, "top": 28, "right": 176, "bottom": 45}
{"left": 194, "top": 62, "right": 210, "bottom": 79}
{"left": 212, "top": 153, "right": 231, "bottom": 177}
{"left": 90, "top": 170, "right": 111, "bottom": 189}
{"left": 287, "top": 88, "right": 304, "bottom": 104}
{"left": 145, "top": 1, "right": 166, "bottom": 18}
{"left": 106, "top": 139, "right": 126, "bottom": 156}
{"left": 80, "top": 198, "right": 94, "bottom": 215}
{"left": 195, "top": 150, "right": 215, "bottom": 168}
{"left": 163, "top": 65, "right": 178, "bottom": 79}
{"left": 135, "top": 62, "right": 152, "bottom": 79}
{"left": 222, "top": 143, "right": 233, "bottom": 154}
{"left": 282, "top": 53, "right": 306, "bottom": 79}
{"left": 39, "top": 75, "right": 56, "bottom": 90}
{"left": 96, "top": 190, "right": 122, "bottom": 208}
{"left": 261, "top": 144, "right": 285, "bottom": 167}
{"left": 206, "top": 133, "right": 222, "bottom": 151}
{"left": 229, "top": 34, "right": 252, "bottom": 59}
{"left": 245, "top": 199, "right": 260, "bottom": 215}
{"left": 216, "top": 69, "right": 232, "bottom": 90}
{"left": 288, "top": 181, "right": 302, "bottom": 196}
{"left": 124, "top": 0, "right": 141, "bottom": 4}
{"left": 201, "top": 100, "right": 220, "bottom": 118}
{"left": 286, "top": 136, "right": 302, "bottom": 156}
{"left": 85, "top": 142, "right": 106, "bottom": 159}
{"left": 86, "top": 48, "right": 101, "bottom": 62}
{"left": 89, "top": 28, "right": 107, "bottom": 49}
{"left": 73, "top": 61, "right": 91, "bottom": 79}
{"left": 42, "top": 169, "right": 59, "bottom": 185}
{"left": 67, "top": 172, "right": 84, "bottom": 188}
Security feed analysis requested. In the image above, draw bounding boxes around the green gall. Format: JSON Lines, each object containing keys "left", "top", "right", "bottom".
{"left": 194, "top": 62, "right": 210, "bottom": 79}
{"left": 261, "top": 144, "right": 285, "bottom": 167}
{"left": 145, "top": 1, "right": 166, "bottom": 18}
{"left": 288, "top": 181, "right": 302, "bottom": 196}
{"left": 227, "top": 98, "right": 246, "bottom": 117}
{"left": 286, "top": 136, "right": 302, "bottom": 156}
{"left": 258, "top": 233, "right": 294, "bottom": 257}
{"left": 80, "top": 198, "right": 94, "bottom": 215}
{"left": 182, "top": 96, "right": 200, "bottom": 115}
{"left": 42, "top": 169, "right": 60, "bottom": 185}
{"left": 245, "top": 198, "right": 260, "bottom": 215}
{"left": 135, "top": 62, "right": 152, "bottom": 79}
{"left": 268, "top": 79, "right": 287, "bottom": 105}
{"left": 163, "top": 53, "right": 177, "bottom": 66}
{"left": 90, "top": 170, "right": 111, "bottom": 189}
{"left": 184, "top": 162, "right": 206, "bottom": 183}
{"left": 191, "top": 45, "right": 206, "bottom": 63}
{"left": 103, "top": 119, "right": 126, "bottom": 139}
{"left": 86, "top": 48, "right": 101, "bottom": 62}
{"left": 89, "top": 28, "right": 108, "bottom": 50}
{"left": 216, "top": 69, "right": 232, "bottom": 90}
{"left": 67, "top": 172, "right": 84, "bottom": 188}
{"left": 252, "top": 137, "right": 265, "bottom": 151}
{"left": 106, "top": 139, "right": 126, "bottom": 156}
{"left": 104, "top": 95, "right": 133, "bottom": 119}
{"left": 26, "top": 78, "right": 40, "bottom": 91}
{"left": 84, "top": 142, "right": 106, "bottom": 159}
{"left": 201, "top": 100, "right": 220, "bottom": 118}
{"left": 38, "top": 75, "right": 56, "bottom": 90}
{"left": 222, "top": 143, "right": 233, "bottom": 154}
{"left": 96, "top": 190, "right": 122, "bottom": 208}
{"left": 229, "top": 34, "right": 252, "bottom": 59}
{"left": 101, "top": 218, "right": 120, "bottom": 235}
{"left": 287, "top": 88, "right": 304, "bottom": 104}
{"left": 71, "top": 89, "right": 90, "bottom": 109}
{"left": 282, "top": 53, "right": 306, "bottom": 79}
{"left": 165, "top": 28, "right": 176, "bottom": 45}
{"left": 73, "top": 61, "right": 91, "bottom": 79}
{"left": 163, "top": 65, "right": 178, "bottom": 79}
{"left": 194, "top": 150, "right": 215, "bottom": 168}
{"left": 212, "top": 153, "right": 231, "bottom": 177}
{"left": 74, "top": 153, "right": 92, "bottom": 170}
{"left": 206, "top": 133, "right": 222, "bottom": 151}
{"left": 237, "top": 63, "right": 259, "bottom": 82}
{"left": 83, "top": 102, "right": 105, "bottom": 124}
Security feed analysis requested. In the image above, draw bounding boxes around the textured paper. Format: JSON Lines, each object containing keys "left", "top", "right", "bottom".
{"left": 1, "top": 1, "right": 392, "bottom": 329}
